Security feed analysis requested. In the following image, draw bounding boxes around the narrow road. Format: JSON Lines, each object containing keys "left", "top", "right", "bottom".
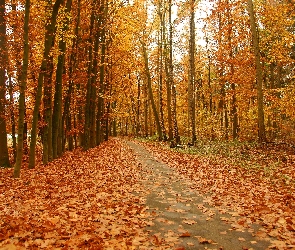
{"left": 127, "top": 141, "right": 270, "bottom": 250}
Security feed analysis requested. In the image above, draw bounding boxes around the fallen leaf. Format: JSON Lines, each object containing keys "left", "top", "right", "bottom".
{"left": 179, "top": 232, "right": 191, "bottom": 237}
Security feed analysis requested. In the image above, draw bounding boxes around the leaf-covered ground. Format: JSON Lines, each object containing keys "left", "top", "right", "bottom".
{"left": 0, "top": 139, "right": 150, "bottom": 249}
{"left": 127, "top": 141, "right": 271, "bottom": 249}
{"left": 140, "top": 140, "right": 295, "bottom": 249}
{"left": 1, "top": 138, "right": 295, "bottom": 249}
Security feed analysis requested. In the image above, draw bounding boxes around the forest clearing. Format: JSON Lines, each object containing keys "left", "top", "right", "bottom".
{"left": 0, "top": 0, "right": 295, "bottom": 248}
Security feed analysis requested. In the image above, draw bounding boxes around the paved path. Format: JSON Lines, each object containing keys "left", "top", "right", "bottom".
{"left": 126, "top": 141, "right": 270, "bottom": 250}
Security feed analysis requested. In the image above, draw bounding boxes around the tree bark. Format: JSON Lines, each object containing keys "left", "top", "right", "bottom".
{"left": 52, "top": 0, "right": 72, "bottom": 158}
{"left": 96, "top": 0, "right": 107, "bottom": 145}
{"left": 247, "top": 0, "right": 266, "bottom": 142}
{"left": 14, "top": 0, "right": 30, "bottom": 177}
{"left": 28, "top": 0, "right": 63, "bottom": 169}
{"left": 188, "top": 0, "right": 196, "bottom": 144}
{"left": 157, "top": 0, "right": 167, "bottom": 141}
{"left": 84, "top": 0, "right": 97, "bottom": 150}
{"left": 42, "top": 54, "right": 54, "bottom": 164}
{"left": 141, "top": 41, "right": 163, "bottom": 140}
{"left": 0, "top": 0, "right": 10, "bottom": 168}
{"left": 62, "top": 0, "right": 81, "bottom": 151}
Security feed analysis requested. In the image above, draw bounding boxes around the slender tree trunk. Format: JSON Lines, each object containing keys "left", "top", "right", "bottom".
{"left": 168, "top": 0, "right": 179, "bottom": 145}
{"left": 141, "top": 41, "right": 163, "bottom": 140}
{"left": 8, "top": 74, "right": 16, "bottom": 162}
{"left": 96, "top": 0, "right": 107, "bottom": 145}
{"left": 226, "top": 0, "right": 238, "bottom": 140}
{"left": 28, "top": 0, "right": 63, "bottom": 169}
{"left": 0, "top": 0, "right": 10, "bottom": 168}
{"left": 83, "top": 0, "right": 96, "bottom": 150}
{"left": 62, "top": 0, "right": 80, "bottom": 151}
{"left": 247, "top": 0, "right": 266, "bottom": 142}
{"left": 232, "top": 82, "right": 238, "bottom": 139}
{"left": 158, "top": 0, "right": 167, "bottom": 141}
{"left": 163, "top": 30, "right": 173, "bottom": 140}
{"left": 42, "top": 54, "right": 54, "bottom": 164}
{"left": 188, "top": 0, "right": 196, "bottom": 144}
{"left": 14, "top": 0, "right": 30, "bottom": 177}
{"left": 143, "top": 79, "right": 148, "bottom": 137}
{"left": 89, "top": 3, "right": 102, "bottom": 147}
{"left": 52, "top": 0, "right": 72, "bottom": 158}
{"left": 136, "top": 77, "right": 141, "bottom": 135}
{"left": 112, "top": 102, "right": 117, "bottom": 136}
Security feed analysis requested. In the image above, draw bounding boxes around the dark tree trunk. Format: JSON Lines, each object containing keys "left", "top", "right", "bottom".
{"left": 0, "top": 0, "right": 10, "bottom": 168}
{"left": 28, "top": 0, "right": 63, "bottom": 169}
{"left": 52, "top": 0, "right": 72, "bottom": 158}
{"left": 14, "top": 0, "right": 30, "bottom": 177}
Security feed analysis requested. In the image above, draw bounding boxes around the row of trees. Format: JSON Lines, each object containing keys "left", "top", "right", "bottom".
{"left": 118, "top": 0, "right": 294, "bottom": 144}
{"left": 0, "top": 0, "right": 294, "bottom": 176}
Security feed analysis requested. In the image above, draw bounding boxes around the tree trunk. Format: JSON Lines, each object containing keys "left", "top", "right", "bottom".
{"left": 225, "top": 0, "right": 238, "bottom": 140}
{"left": 52, "top": 0, "right": 72, "bottom": 158}
{"left": 141, "top": 41, "right": 163, "bottom": 140}
{"left": 96, "top": 0, "right": 107, "bottom": 145}
{"left": 0, "top": 0, "right": 10, "bottom": 168}
{"left": 143, "top": 79, "right": 148, "bottom": 137}
{"left": 42, "top": 54, "right": 54, "bottom": 164}
{"left": 163, "top": 22, "right": 173, "bottom": 141}
{"left": 83, "top": 0, "right": 96, "bottom": 150}
{"left": 157, "top": 0, "right": 167, "bottom": 141}
{"left": 247, "top": 0, "right": 266, "bottom": 142}
{"left": 8, "top": 74, "right": 16, "bottom": 162}
{"left": 168, "top": 0, "right": 179, "bottom": 145}
{"left": 28, "top": 0, "right": 63, "bottom": 169}
{"left": 136, "top": 77, "right": 141, "bottom": 136}
{"left": 14, "top": 0, "right": 30, "bottom": 177}
{"left": 188, "top": 0, "right": 196, "bottom": 144}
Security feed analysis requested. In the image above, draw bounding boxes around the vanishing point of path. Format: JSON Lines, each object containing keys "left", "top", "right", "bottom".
{"left": 126, "top": 140, "right": 271, "bottom": 250}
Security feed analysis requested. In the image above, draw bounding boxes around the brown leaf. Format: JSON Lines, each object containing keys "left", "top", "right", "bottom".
{"left": 179, "top": 232, "right": 191, "bottom": 237}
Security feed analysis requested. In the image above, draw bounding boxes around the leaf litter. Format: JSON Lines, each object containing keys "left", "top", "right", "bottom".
{"left": 0, "top": 139, "right": 150, "bottom": 249}
{"left": 140, "top": 140, "right": 295, "bottom": 249}
{"left": 1, "top": 138, "right": 294, "bottom": 249}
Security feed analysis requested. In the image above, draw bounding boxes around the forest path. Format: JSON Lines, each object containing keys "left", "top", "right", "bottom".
{"left": 126, "top": 140, "right": 270, "bottom": 250}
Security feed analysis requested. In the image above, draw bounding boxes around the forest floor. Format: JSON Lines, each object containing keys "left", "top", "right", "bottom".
{"left": 0, "top": 138, "right": 295, "bottom": 249}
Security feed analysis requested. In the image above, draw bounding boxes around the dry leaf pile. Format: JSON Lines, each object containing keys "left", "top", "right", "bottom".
{"left": 0, "top": 139, "right": 149, "bottom": 249}
{"left": 141, "top": 141, "right": 295, "bottom": 249}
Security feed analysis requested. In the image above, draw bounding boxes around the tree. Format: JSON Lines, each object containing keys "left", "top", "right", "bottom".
{"left": 247, "top": 0, "right": 266, "bottom": 142}
{"left": 14, "top": 0, "right": 30, "bottom": 177}
{"left": 141, "top": 40, "right": 163, "bottom": 140}
{"left": 188, "top": 0, "right": 196, "bottom": 144}
{"left": 0, "top": 0, "right": 10, "bottom": 168}
{"left": 52, "top": 0, "right": 72, "bottom": 157}
{"left": 28, "top": 0, "right": 63, "bottom": 169}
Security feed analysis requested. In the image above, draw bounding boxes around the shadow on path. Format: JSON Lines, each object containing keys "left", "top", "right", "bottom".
{"left": 127, "top": 141, "right": 271, "bottom": 250}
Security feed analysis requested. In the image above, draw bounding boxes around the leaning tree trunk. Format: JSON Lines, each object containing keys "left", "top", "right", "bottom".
{"left": 247, "top": 0, "right": 266, "bottom": 142}
{"left": 141, "top": 41, "right": 163, "bottom": 140}
{"left": 14, "top": 0, "right": 30, "bottom": 177}
{"left": 0, "top": 0, "right": 10, "bottom": 168}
